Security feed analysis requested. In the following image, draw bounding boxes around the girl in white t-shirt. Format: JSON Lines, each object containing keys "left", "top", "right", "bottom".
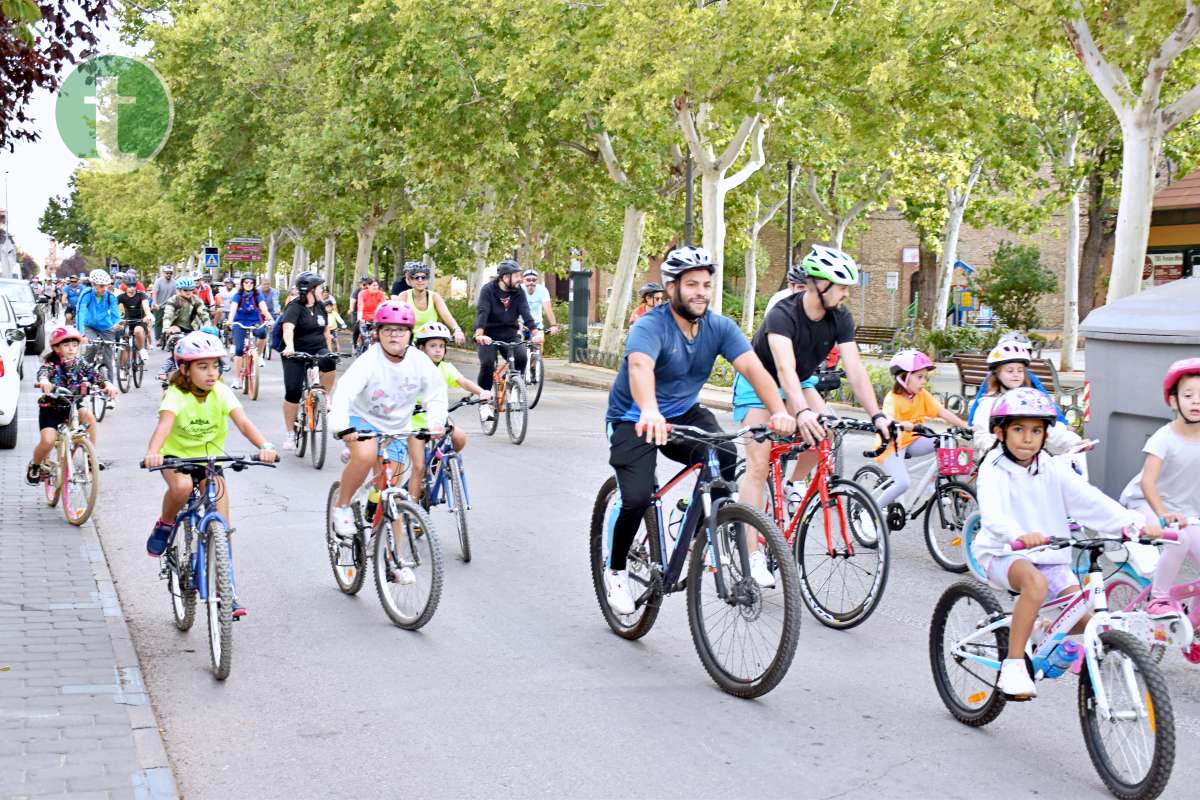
{"left": 970, "top": 340, "right": 1082, "bottom": 456}
{"left": 1120, "top": 359, "right": 1200, "bottom": 615}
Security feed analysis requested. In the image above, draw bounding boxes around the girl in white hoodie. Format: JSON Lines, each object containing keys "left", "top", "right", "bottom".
{"left": 972, "top": 388, "right": 1153, "bottom": 699}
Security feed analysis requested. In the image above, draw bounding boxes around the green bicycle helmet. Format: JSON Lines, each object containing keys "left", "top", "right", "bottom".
{"left": 802, "top": 244, "right": 859, "bottom": 286}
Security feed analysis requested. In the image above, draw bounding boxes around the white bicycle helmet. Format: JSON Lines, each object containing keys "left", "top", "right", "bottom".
{"left": 174, "top": 331, "right": 227, "bottom": 362}
{"left": 415, "top": 322, "right": 452, "bottom": 342}
{"left": 987, "top": 341, "right": 1032, "bottom": 368}
{"left": 801, "top": 245, "right": 859, "bottom": 285}
{"left": 660, "top": 246, "right": 716, "bottom": 282}
{"left": 89, "top": 269, "right": 113, "bottom": 286}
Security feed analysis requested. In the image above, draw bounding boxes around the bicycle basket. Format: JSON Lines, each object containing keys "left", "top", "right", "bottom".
{"left": 936, "top": 446, "right": 974, "bottom": 476}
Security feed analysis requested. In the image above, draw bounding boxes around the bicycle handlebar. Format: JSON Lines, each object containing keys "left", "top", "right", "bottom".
{"left": 140, "top": 455, "right": 277, "bottom": 473}
{"left": 229, "top": 321, "right": 270, "bottom": 329}
{"left": 1007, "top": 527, "right": 1180, "bottom": 553}
{"left": 284, "top": 352, "right": 346, "bottom": 363}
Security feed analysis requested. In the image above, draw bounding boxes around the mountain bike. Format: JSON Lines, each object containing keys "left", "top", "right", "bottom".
{"left": 751, "top": 415, "right": 890, "bottom": 630}
{"left": 355, "top": 320, "right": 374, "bottom": 356}
{"left": 325, "top": 430, "right": 443, "bottom": 629}
{"left": 418, "top": 396, "right": 482, "bottom": 562}
{"left": 853, "top": 425, "right": 978, "bottom": 572}
{"left": 589, "top": 424, "right": 802, "bottom": 698}
{"left": 84, "top": 336, "right": 117, "bottom": 422}
{"left": 37, "top": 387, "right": 99, "bottom": 526}
{"left": 287, "top": 352, "right": 342, "bottom": 470}
{"left": 479, "top": 340, "right": 527, "bottom": 445}
{"left": 115, "top": 325, "right": 145, "bottom": 392}
{"left": 144, "top": 455, "right": 275, "bottom": 680}
{"left": 931, "top": 532, "right": 1177, "bottom": 800}
{"left": 230, "top": 321, "right": 267, "bottom": 401}
{"left": 522, "top": 331, "right": 549, "bottom": 409}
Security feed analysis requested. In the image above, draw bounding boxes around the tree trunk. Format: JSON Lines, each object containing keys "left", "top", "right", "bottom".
{"left": 265, "top": 230, "right": 279, "bottom": 284}
{"left": 598, "top": 205, "right": 646, "bottom": 353}
{"left": 1060, "top": 132, "right": 1082, "bottom": 372}
{"left": 916, "top": 243, "right": 937, "bottom": 326}
{"left": 1079, "top": 158, "right": 1110, "bottom": 320}
{"left": 1106, "top": 118, "right": 1161, "bottom": 303}
{"left": 742, "top": 240, "right": 758, "bottom": 333}
{"left": 424, "top": 231, "right": 438, "bottom": 285}
{"left": 699, "top": 171, "right": 726, "bottom": 315}
{"left": 323, "top": 235, "right": 336, "bottom": 283}
{"left": 932, "top": 158, "right": 983, "bottom": 332}
{"left": 355, "top": 224, "right": 377, "bottom": 281}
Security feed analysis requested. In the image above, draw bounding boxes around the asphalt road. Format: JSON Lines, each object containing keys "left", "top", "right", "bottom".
{"left": 21, "top": 347, "right": 1199, "bottom": 799}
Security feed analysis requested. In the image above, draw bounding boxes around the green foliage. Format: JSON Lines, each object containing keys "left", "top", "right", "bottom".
{"left": 38, "top": 178, "right": 92, "bottom": 252}
{"left": 927, "top": 326, "right": 984, "bottom": 358}
{"left": 975, "top": 241, "right": 1058, "bottom": 331}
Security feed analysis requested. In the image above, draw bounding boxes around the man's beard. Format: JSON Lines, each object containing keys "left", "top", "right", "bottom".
{"left": 670, "top": 291, "right": 706, "bottom": 322}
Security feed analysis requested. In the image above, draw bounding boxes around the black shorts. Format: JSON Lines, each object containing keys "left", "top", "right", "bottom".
{"left": 37, "top": 401, "right": 71, "bottom": 431}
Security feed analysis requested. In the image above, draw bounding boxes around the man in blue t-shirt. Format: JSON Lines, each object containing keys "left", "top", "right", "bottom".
{"left": 603, "top": 246, "right": 795, "bottom": 614}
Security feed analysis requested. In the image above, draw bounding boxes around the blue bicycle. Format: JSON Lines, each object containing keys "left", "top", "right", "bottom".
{"left": 145, "top": 455, "right": 275, "bottom": 680}
{"left": 419, "top": 396, "right": 483, "bottom": 562}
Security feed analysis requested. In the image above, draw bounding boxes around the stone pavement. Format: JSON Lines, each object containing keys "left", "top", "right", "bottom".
{"left": 0, "top": 387, "right": 177, "bottom": 799}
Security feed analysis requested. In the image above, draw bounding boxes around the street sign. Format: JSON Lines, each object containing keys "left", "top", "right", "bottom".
{"left": 886, "top": 271, "right": 899, "bottom": 290}
{"left": 203, "top": 246, "right": 219, "bottom": 268}
{"left": 225, "top": 237, "right": 263, "bottom": 262}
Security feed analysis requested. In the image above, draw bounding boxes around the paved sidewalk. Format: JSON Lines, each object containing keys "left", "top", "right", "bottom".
{"left": 0, "top": 388, "right": 177, "bottom": 799}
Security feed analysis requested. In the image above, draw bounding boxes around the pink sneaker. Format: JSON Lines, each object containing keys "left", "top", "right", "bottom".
{"left": 1146, "top": 597, "right": 1184, "bottom": 617}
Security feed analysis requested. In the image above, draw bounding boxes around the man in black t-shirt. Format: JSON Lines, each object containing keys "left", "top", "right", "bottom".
{"left": 116, "top": 282, "right": 152, "bottom": 361}
{"left": 735, "top": 245, "right": 893, "bottom": 513}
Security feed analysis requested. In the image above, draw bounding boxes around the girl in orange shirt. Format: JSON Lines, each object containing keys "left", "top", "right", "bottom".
{"left": 874, "top": 349, "right": 968, "bottom": 511}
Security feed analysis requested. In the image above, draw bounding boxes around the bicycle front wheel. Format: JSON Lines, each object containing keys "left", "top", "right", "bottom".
{"left": 447, "top": 457, "right": 471, "bottom": 563}
{"left": 686, "top": 502, "right": 802, "bottom": 698}
{"left": 929, "top": 580, "right": 1008, "bottom": 726}
{"left": 1079, "top": 630, "right": 1174, "bottom": 800}
{"left": 62, "top": 439, "right": 99, "bottom": 526}
{"left": 505, "top": 376, "right": 528, "bottom": 445}
{"left": 295, "top": 406, "right": 309, "bottom": 458}
{"left": 528, "top": 352, "right": 544, "bottom": 409}
{"left": 326, "top": 482, "right": 366, "bottom": 595}
{"left": 89, "top": 386, "right": 107, "bottom": 422}
{"left": 311, "top": 394, "right": 328, "bottom": 469}
{"left": 373, "top": 497, "right": 443, "bottom": 629}
{"left": 204, "top": 523, "right": 234, "bottom": 680}
{"left": 923, "top": 480, "right": 976, "bottom": 573}
{"left": 795, "top": 478, "right": 888, "bottom": 629}
{"left": 43, "top": 446, "right": 61, "bottom": 507}
{"left": 116, "top": 350, "right": 130, "bottom": 393}
{"left": 480, "top": 397, "right": 499, "bottom": 436}
{"left": 247, "top": 355, "right": 260, "bottom": 401}
{"left": 588, "top": 476, "right": 662, "bottom": 640}
{"left": 132, "top": 351, "right": 144, "bottom": 388}
{"left": 169, "top": 520, "right": 197, "bottom": 631}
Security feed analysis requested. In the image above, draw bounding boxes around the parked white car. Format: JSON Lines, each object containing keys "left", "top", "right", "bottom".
{"left": 0, "top": 293, "right": 26, "bottom": 448}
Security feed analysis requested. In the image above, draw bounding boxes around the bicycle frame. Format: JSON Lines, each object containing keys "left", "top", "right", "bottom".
{"left": 171, "top": 467, "right": 236, "bottom": 606}
{"left": 768, "top": 435, "right": 851, "bottom": 555}
{"left": 423, "top": 431, "right": 470, "bottom": 512}
{"left": 951, "top": 553, "right": 1152, "bottom": 718}
{"left": 604, "top": 446, "right": 739, "bottom": 600}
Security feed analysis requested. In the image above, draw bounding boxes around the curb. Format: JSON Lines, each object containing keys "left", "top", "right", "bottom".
{"left": 82, "top": 516, "right": 179, "bottom": 799}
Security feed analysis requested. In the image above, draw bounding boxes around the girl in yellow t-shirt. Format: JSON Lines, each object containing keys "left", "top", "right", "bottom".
{"left": 874, "top": 349, "right": 967, "bottom": 511}
{"left": 142, "top": 333, "right": 276, "bottom": 602}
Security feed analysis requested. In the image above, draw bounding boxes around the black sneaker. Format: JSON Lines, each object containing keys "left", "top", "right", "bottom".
{"left": 25, "top": 462, "right": 42, "bottom": 486}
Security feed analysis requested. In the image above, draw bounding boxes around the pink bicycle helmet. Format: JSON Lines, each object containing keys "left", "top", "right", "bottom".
{"left": 49, "top": 325, "right": 85, "bottom": 346}
{"left": 374, "top": 301, "right": 416, "bottom": 328}
{"left": 987, "top": 341, "right": 1032, "bottom": 368}
{"left": 1163, "top": 358, "right": 1200, "bottom": 405}
{"left": 889, "top": 349, "right": 934, "bottom": 375}
{"left": 174, "top": 331, "right": 227, "bottom": 362}
{"left": 989, "top": 387, "right": 1058, "bottom": 429}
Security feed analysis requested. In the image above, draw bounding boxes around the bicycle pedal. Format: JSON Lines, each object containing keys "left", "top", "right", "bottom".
{"left": 1000, "top": 692, "right": 1035, "bottom": 702}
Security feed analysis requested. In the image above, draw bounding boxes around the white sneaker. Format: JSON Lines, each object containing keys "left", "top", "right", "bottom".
{"left": 785, "top": 481, "right": 806, "bottom": 518}
{"left": 605, "top": 569, "right": 636, "bottom": 616}
{"left": 749, "top": 549, "right": 776, "bottom": 588}
{"left": 283, "top": 433, "right": 296, "bottom": 452}
{"left": 479, "top": 404, "right": 495, "bottom": 422}
{"left": 331, "top": 505, "right": 356, "bottom": 537}
{"left": 393, "top": 566, "right": 416, "bottom": 585}
{"left": 229, "top": 379, "right": 242, "bottom": 390}
{"left": 998, "top": 659, "right": 1036, "bottom": 698}
{"left": 139, "top": 348, "right": 149, "bottom": 361}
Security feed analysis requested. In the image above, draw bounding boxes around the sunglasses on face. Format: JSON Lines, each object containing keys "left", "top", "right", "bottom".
{"left": 409, "top": 274, "right": 428, "bottom": 281}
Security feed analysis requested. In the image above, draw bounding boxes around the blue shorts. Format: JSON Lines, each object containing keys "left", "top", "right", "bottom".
{"left": 730, "top": 373, "right": 819, "bottom": 423}
{"left": 349, "top": 415, "right": 408, "bottom": 465}
{"left": 231, "top": 322, "right": 267, "bottom": 356}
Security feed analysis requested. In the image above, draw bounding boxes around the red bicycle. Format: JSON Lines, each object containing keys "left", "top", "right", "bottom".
{"left": 752, "top": 416, "right": 889, "bottom": 630}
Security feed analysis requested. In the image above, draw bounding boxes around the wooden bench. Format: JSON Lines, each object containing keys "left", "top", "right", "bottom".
{"left": 855, "top": 326, "right": 900, "bottom": 355}
{"left": 953, "top": 352, "right": 1082, "bottom": 404}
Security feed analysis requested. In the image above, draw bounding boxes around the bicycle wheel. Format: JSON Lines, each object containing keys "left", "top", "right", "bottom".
{"left": 588, "top": 475, "right": 663, "bottom": 640}
{"left": 505, "top": 375, "right": 528, "bottom": 445}
{"left": 295, "top": 403, "right": 309, "bottom": 458}
{"left": 204, "top": 523, "right": 234, "bottom": 680}
{"left": 247, "top": 354, "right": 259, "bottom": 401}
{"left": 686, "top": 502, "right": 802, "bottom": 698}
{"left": 447, "top": 457, "right": 471, "bottom": 563}
{"left": 528, "top": 351, "right": 545, "bottom": 409}
{"left": 169, "top": 520, "right": 197, "bottom": 631}
{"left": 311, "top": 393, "right": 328, "bottom": 469}
{"left": 1103, "top": 572, "right": 1166, "bottom": 664}
{"left": 929, "top": 580, "right": 1008, "bottom": 726}
{"left": 795, "top": 478, "right": 888, "bottom": 629}
{"left": 851, "top": 463, "right": 887, "bottom": 493}
{"left": 90, "top": 385, "right": 107, "bottom": 422}
{"left": 116, "top": 349, "right": 130, "bottom": 393}
{"left": 62, "top": 439, "right": 98, "bottom": 527}
{"left": 325, "top": 482, "right": 367, "bottom": 594}
{"left": 43, "top": 446, "right": 61, "bottom": 507}
{"left": 1079, "top": 630, "right": 1174, "bottom": 800}
{"left": 923, "top": 480, "right": 976, "bottom": 573}
{"left": 132, "top": 351, "right": 144, "bottom": 388}
{"left": 373, "top": 496, "right": 443, "bottom": 629}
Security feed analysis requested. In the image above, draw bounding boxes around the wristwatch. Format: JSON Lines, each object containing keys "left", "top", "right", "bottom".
{"left": 259, "top": 442, "right": 276, "bottom": 451}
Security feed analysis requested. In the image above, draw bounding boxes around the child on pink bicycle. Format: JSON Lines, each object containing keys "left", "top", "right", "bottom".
{"left": 972, "top": 388, "right": 1156, "bottom": 698}
{"left": 1119, "top": 359, "right": 1200, "bottom": 617}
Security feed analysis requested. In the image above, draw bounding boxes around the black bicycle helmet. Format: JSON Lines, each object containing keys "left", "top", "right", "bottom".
{"left": 638, "top": 282, "right": 664, "bottom": 297}
{"left": 786, "top": 261, "right": 806, "bottom": 285}
{"left": 495, "top": 259, "right": 522, "bottom": 277}
{"left": 240, "top": 272, "right": 255, "bottom": 283}
{"left": 295, "top": 271, "right": 325, "bottom": 293}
